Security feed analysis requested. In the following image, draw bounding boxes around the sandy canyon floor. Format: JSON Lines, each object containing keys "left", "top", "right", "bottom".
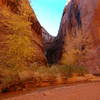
{"left": 2, "top": 81, "right": 100, "bottom": 100}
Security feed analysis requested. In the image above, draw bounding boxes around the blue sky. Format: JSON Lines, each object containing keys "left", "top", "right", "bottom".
{"left": 30, "top": 0, "right": 67, "bottom": 36}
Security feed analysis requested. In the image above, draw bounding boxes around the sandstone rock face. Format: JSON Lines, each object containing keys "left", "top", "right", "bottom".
{"left": 0, "top": 0, "right": 47, "bottom": 91}
{"left": 42, "top": 28, "right": 57, "bottom": 64}
{"left": 0, "top": 0, "right": 47, "bottom": 66}
{"left": 42, "top": 27, "right": 63, "bottom": 64}
{"left": 42, "top": 27, "right": 55, "bottom": 50}
{"left": 58, "top": 0, "right": 100, "bottom": 74}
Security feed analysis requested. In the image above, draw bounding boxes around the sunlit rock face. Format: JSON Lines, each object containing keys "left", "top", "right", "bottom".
{"left": 0, "top": 0, "right": 47, "bottom": 67}
{"left": 58, "top": 0, "right": 100, "bottom": 74}
{"left": 66, "top": 0, "right": 71, "bottom": 4}
{"left": 0, "top": 0, "right": 48, "bottom": 91}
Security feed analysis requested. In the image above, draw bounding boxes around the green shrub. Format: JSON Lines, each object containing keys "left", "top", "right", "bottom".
{"left": 31, "top": 64, "right": 88, "bottom": 81}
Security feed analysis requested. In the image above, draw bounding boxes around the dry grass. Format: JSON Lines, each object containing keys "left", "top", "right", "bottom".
{"left": 31, "top": 64, "right": 88, "bottom": 82}
{"left": 0, "top": 64, "right": 88, "bottom": 92}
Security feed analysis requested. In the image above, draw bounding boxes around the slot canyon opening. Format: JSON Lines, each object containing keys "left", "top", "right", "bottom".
{"left": 30, "top": 0, "right": 67, "bottom": 64}
{"left": 45, "top": 38, "right": 64, "bottom": 64}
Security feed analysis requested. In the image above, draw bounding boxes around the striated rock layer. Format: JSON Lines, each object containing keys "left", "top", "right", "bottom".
{"left": 0, "top": 0, "right": 47, "bottom": 91}
{"left": 0, "top": 0, "right": 47, "bottom": 66}
{"left": 42, "top": 27, "right": 55, "bottom": 50}
{"left": 42, "top": 28, "right": 57, "bottom": 64}
{"left": 58, "top": 0, "right": 100, "bottom": 74}
{"left": 42, "top": 27, "right": 63, "bottom": 64}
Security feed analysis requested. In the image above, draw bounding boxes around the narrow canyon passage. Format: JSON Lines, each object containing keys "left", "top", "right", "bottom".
{"left": 0, "top": 0, "right": 100, "bottom": 98}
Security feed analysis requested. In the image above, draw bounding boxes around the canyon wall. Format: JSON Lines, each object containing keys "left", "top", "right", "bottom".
{"left": 0, "top": 0, "right": 47, "bottom": 66}
{"left": 42, "top": 27, "right": 63, "bottom": 64}
{"left": 0, "top": 0, "right": 47, "bottom": 91}
{"left": 58, "top": 0, "right": 100, "bottom": 74}
{"left": 42, "top": 28, "right": 58, "bottom": 64}
{"left": 42, "top": 27, "right": 55, "bottom": 50}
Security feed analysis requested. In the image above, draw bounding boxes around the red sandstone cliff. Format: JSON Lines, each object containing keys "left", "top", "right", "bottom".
{"left": 0, "top": 0, "right": 47, "bottom": 65}
{"left": 0, "top": 0, "right": 47, "bottom": 91}
{"left": 42, "top": 27, "right": 55, "bottom": 49}
{"left": 58, "top": 0, "right": 100, "bottom": 74}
